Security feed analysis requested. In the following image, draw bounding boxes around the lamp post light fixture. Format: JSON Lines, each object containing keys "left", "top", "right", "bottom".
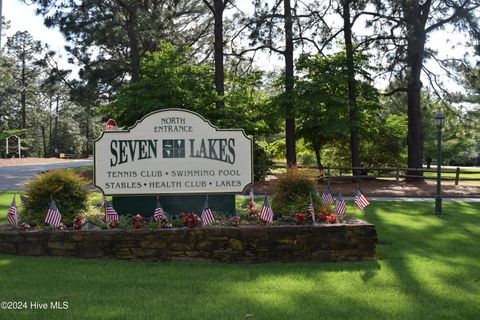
{"left": 434, "top": 111, "right": 445, "bottom": 216}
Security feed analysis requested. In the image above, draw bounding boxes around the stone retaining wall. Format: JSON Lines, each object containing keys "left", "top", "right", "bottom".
{"left": 0, "top": 223, "right": 377, "bottom": 263}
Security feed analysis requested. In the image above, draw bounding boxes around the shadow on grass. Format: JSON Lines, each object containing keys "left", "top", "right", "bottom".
{"left": 0, "top": 254, "right": 383, "bottom": 320}
{"left": 0, "top": 201, "right": 479, "bottom": 320}
{"left": 363, "top": 201, "right": 480, "bottom": 319}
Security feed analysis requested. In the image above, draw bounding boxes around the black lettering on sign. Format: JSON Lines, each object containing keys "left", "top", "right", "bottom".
{"left": 215, "top": 180, "right": 241, "bottom": 187}
{"left": 208, "top": 139, "right": 218, "bottom": 160}
{"left": 110, "top": 140, "right": 118, "bottom": 167}
{"left": 149, "top": 181, "right": 182, "bottom": 188}
{"left": 228, "top": 139, "right": 235, "bottom": 164}
{"left": 110, "top": 139, "right": 158, "bottom": 167}
{"left": 106, "top": 182, "right": 143, "bottom": 188}
{"left": 107, "top": 171, "right": 138, "bottom": 178}
{"left": 189, "top": 138, "right": 236, "bottom": 164}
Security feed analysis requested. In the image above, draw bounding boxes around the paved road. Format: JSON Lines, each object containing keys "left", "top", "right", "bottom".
{"left": 0, "top": 160, "right": 93, "bottom": 191}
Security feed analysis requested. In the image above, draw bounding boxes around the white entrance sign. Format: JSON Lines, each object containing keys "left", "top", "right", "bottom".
{"left": 94, "top": 109, "right": 253, "bottom": 195}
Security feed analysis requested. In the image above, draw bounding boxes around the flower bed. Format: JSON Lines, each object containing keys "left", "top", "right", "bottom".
{"left": 0, "top": 222, "right": 377, "bottom": 263}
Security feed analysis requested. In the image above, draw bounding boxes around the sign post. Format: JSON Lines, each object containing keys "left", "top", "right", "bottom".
{"left": 5, "top": 135, "right": 21, "bottom": 158}
{"left": 94, "top": 109, "right": 253, "bottom": 215}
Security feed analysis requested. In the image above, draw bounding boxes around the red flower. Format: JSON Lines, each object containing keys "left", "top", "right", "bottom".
{"left": 182, "top": 212, "right": 202, "bottom": 228}
{"left": 294, "top": 213, "right": 306, "bottom": 225}
{"left": 73, "top": 217, "right": 85, "bottom": 230}
{"left": 132, "top": 214, "right": 145, "bottom": 229}
{"left": 325, "top": 213, "right": 338, "bottom": 224}
{"left": 317, "top": 207, "right": 335, "bottom": 222}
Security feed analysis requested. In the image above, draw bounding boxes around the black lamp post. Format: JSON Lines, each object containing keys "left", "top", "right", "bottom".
{"left": 434, "top": 112, "right": 445, "bottom": 216}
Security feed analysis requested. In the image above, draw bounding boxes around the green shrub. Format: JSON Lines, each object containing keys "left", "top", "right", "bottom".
{"left": 23, "top": 169, "right": 89, "bottom": 226}
{"left": 299, "top": 154, "right": 316, "bottom": 166}
{"left": 254, "top": 142, "right": 274, "bottom": 181}
{"left": 271, "top": 169, "right": 321, "bottom": 216}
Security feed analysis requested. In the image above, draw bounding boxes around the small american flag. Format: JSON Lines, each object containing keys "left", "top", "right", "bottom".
{"left": 335, "top": 193, "right": 347, "bottom": 218}
{"left": 354, "top": 189, "right": 370, "bottom": 211}
{"left": 308, "top": 193, "right": 315, "bottom": 224}
{"left": 6, "top": 196, "right": 19, "bottom": 226}
{"left": 249, "top": 187, "right": 255, "bottom": 202}
{"left": 105, "top": 200, "right": 120, "bottom": 223}
{"left": 45, "top": 200, "right": 62, "bottom": 228}
{"left": 201, "top": 198, "right": 215, "bottom": 225}
{"left": 153, "top": 198, "right": 167, "bottom": 222}
{"left": 322, "top": 187, "right": 334, "bottom": 206}
{"left": 260, "top": 195, "right": 273, "bottom": 223}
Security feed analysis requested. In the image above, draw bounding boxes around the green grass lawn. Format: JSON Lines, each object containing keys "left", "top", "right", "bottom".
{"left": 423, "top": 169, "right": 480, "bottom": 179}
{"left": 0, "top": 195, "right": 479, "bottom": 319}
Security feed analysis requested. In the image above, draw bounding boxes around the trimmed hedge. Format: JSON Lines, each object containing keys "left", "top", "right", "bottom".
{"left": 22, "top": 169, "right": 88, "bottom": 226}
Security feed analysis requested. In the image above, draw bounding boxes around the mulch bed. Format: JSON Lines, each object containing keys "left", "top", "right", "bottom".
{"left": 79, "top": 169, "right": 479, "bottom": 198}
{"left": 253, "top": 178, "right": 480, "bottom": 198}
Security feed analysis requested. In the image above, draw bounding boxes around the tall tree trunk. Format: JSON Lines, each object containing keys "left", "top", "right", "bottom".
{"left": 53, "top": 95, "right": 59, "bottom": 155}
{"left": 425, "top": 155, "right": 432, "bottom": 169}
{"left": 41, "top": 125, "right": 47, "bottom": 157}
{"left": 312, "top": 140, "right": 323, "bottom": 172}
{"left": 21, "top": 56, "right": 27, "bottom": 130}
{"left": 284, "top": 0, "right": 296, "bottom": 167}
{"left": 406, "top": 67, "right": 424, "bottom": 177}
{"left": 85, "top": 104, "right": 91, "bottom": 156}
{"left": 126, "top": 6, "right": 140, "bottom": 82}
{"left": 213, "top": 0, "right": 225, "bottom": 108}
{"left": 404, "top": 3, "right": 430, "bottom": 178}
{"left": 48, "top": 98, "right": 53, "bottom": 156}
{"left": 342, "top": 0, "right": 360, "bottom": 178}
{"left": 202, "top": 0, "right": 226, "bottom": 109}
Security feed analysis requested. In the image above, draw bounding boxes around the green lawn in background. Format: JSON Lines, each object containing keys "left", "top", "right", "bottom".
{"left": 0, "top": 191, "right": 22, "bottom": 224}
{"left": 236, "top": 195, "right": 264, "bottom": 209}
{"left": 320, "top": 170, "right": 480, "bottom": 180}
{"left": 423, "top": 169, "right": 480, "bottom": 179}
{"left": 0, "top": 200, "right": 479, "bottom": 319}
{"left": 0, "top": 192, "right": 108, "bottom": 224}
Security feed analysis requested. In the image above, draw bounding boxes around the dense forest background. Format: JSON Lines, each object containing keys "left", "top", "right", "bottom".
{"left": 1, "top": 0, "right": 479, "bottom": 176}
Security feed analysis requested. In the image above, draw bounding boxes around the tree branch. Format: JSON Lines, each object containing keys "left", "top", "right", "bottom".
{"left": 292, "top": 36, "right": 321, "bottom": 52}
{"left": 361, "top": 11, "right": 402, "bottom": 24}
{"left": 425, "top": 1, "right": 480, "bottom": 33}
{"left": 228, "top": 44, "right": 285, "bottom": 57}
{"left": 319, "top": 28, "right": 343, "bottom": 53}
{"left": 382, "top": 87, "right": 407, "bottom": 96}
{"left": 201, "top": 0, "right": 215, "bottom": 13}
